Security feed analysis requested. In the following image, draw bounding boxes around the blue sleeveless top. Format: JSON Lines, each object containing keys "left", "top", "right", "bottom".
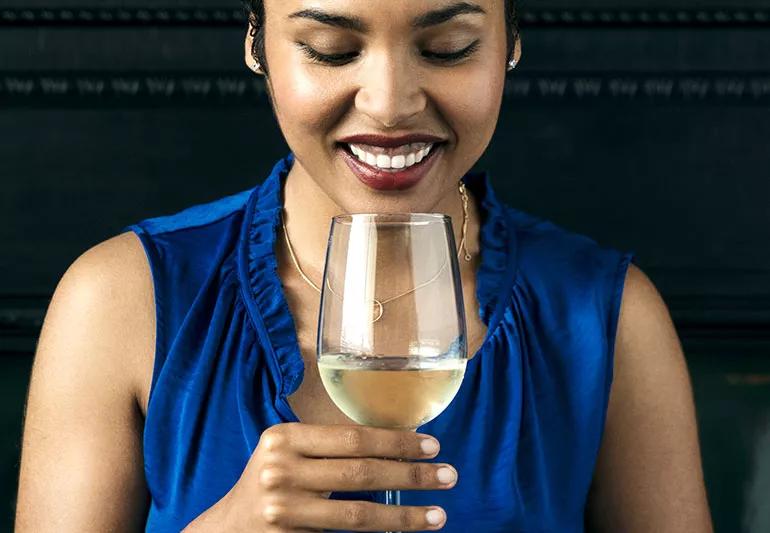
{"left": 128, "top": 154, "right": 634, "bottom": 532}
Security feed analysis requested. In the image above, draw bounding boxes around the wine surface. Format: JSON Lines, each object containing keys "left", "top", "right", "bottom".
{"left": 317, "top": 355, "right": 467, "bottom": 429}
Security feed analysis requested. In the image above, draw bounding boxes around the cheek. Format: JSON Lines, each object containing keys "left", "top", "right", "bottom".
{"left": 444, "top": 69, "right": 504, "bottom": 142}
{"left": 269, "top": 64, "right": 348, "bottom": 141}
{"left": 431, "top": 65, "right": 505, "bottom": 153}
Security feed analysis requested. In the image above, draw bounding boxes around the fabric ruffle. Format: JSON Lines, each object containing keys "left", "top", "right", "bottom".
{"left": 462, "top": 170, "right": 519, "bottom": 329}
{"left": 240, "top": 154, "right": 519, "bottom": 406}
{"left": 239, "top": 154, "right": 305, "bottom": 414}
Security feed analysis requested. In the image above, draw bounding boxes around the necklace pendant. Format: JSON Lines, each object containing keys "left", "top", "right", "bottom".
{"left": 372, "top": 299, "right": 384, "bottom": 323}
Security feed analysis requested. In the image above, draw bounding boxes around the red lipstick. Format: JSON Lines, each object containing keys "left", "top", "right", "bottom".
{"left": 338, "top": 133, "right": 446, "bottom": 147}
{"left": 336, "top": 133, "right": 446, "bottom": 191}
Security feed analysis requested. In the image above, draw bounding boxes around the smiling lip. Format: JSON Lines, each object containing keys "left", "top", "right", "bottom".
{"left": 338, "top": 133, "right": 446, "bottom": 147}
{"left": 337, "top": 133, "right": 447, "bottom": 191}
{"left": 338, "top": 143, "right": 443, "bottom": 191}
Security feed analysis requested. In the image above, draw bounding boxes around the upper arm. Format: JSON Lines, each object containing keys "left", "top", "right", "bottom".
{"left": 585, "top": 264, "right": 713, "bottom": 532}
{"left": 16, "top": 232, "right": 155, "bottom": 532}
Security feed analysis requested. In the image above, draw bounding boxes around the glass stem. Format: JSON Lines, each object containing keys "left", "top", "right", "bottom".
{"left": 384, "top": 489, "right": 401, "bottom": 533}
{"left": 384, "top": 488, "right": 401, "bottom": 505}
{"left": 383, "top": 428, "right": 414, "bottom": 532}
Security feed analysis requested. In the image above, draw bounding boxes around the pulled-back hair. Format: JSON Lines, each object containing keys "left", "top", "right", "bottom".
{"left": 242, "top": 1, "right": 519, "bottom": 75}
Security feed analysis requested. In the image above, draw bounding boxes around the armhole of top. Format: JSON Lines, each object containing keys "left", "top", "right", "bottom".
{"left": 603, "top": 251, "right": 636, "bottom": 417}
{"left": 125, "top": 225, "right": 166, "bottom": 408}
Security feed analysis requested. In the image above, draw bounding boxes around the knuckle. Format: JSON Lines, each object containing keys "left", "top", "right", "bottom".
{"left": 343, "top": 460, "right": 375, "bottom": 487}
{"left": 342, "top": 503, "right": 370, "bottom": 528}
{"left": 399, "top": 508, "right": 420, "bottom": 529}
{"left": 409, "top": 464, "right": 425, "bottom": 486}
{"left": 397, "top": 434, "right": 411, "bottom": 457}
{"left": 282, "top": 422, "right": 300, "bottom": 438}
{"left": 342, "top": 427, "right": 365, "bottom": 453}
{"left": 262, "top": 424, "right": 280, "bottom": 438}
{"left": 260, "top": 427, "right": 288, "bottom": 452}
{"left": 261, "top": 502, "right": 287, "bottom": 525}
{"left": 258, "top": 464, "right": 287, "bottom": 490}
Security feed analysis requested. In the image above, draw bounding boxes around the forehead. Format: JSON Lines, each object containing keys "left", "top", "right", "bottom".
{"left": 264, "top": 0, "right": 502, "bottom": 26}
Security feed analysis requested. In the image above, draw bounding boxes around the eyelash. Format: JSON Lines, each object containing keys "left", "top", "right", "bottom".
{"left": 297, "top": 39, "right": 481, "bottom": 66}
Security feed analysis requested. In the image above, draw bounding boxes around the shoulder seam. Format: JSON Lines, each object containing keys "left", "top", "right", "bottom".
{"left": 131, "top": 189, "right": 253, "bottom": 237}
{"left": 136, "top": 207, "right": 246, "bottom": 238}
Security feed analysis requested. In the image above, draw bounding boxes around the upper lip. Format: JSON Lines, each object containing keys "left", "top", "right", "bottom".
{"left": 338, "top": 133, "right": 447, "bottom": 148}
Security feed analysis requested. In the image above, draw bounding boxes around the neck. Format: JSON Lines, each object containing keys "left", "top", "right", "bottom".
{"left": 280, "top": 158, "right": 481, "bottom": 286}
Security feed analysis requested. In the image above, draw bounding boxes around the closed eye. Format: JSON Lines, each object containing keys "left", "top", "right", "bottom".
{"left": 296, "top": 39, "right": 481, "bottom": 66}
{"left": 422, "top": 39, "right": 481, "bottom": 63}
{"left": 297, "top": 43, "right": 359, "bottom": 65}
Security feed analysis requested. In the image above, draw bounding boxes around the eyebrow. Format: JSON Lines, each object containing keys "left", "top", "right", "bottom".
{"left": 288, "top": 8, "right": 368, "bottom": 32}
{"left": 288, "top": 2, "right": 486, "bottom": 33}
{"left": 413, "top": 2, "right": 486, "bottom": 28}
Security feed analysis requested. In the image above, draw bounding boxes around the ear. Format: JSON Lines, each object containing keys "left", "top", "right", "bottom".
{"left": 244, "top": 23, "right": 260, "bottom": 73}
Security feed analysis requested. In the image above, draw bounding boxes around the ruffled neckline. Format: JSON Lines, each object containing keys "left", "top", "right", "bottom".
{"left": 237, "top": 153, "right": 518, "bottom": 415}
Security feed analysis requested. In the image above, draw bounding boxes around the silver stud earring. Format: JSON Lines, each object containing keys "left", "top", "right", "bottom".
{"left": 507, "top": 57, "right": 518, "bottom": 71}
{"left": 252, "top": 61, "right": 263, "bottom": 74}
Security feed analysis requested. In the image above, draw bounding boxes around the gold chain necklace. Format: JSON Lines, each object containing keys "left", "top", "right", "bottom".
{"left": 282, "top": 181, "right": 472, "bottom": 323}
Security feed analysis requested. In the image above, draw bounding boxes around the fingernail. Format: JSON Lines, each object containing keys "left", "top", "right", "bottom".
{"left": 426, "top": 508, "right": 446, "bottom": 525}
{"left": 436, "top": 466, "right": 457, "bottom": 484}
{"left": 420, "top": 438, "right": 440, "bottom": 455}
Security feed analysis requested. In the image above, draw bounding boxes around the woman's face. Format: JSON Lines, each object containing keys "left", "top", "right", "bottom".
{"left": 247, "top": 0, "right": 515, "bottom": 213}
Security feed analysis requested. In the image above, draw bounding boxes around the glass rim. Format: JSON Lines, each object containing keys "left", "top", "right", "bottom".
{"left": 331, "top": 213, "right": 451, "bottom": 225}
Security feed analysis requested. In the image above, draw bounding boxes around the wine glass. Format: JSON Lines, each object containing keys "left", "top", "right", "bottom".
{"left": 316, "top": 213, "right": 468, "bottom": 532}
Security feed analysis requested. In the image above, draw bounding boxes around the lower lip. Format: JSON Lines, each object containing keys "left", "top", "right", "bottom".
{"left": 339, "top": 144, "right": 442, "bottom": 191}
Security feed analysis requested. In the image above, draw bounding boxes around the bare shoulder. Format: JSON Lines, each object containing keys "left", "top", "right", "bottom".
{"left": 54, "top": 231, "right": 151, "bottom": 303}
{"left": 43, "top": 231, "right": 155, "bottom": 409}
{"left": 618, "top": 263, "right": 672, "bottom": 327}
{"left": 16, "top": 231, "right": 154, "bottom": 531}
{"left": 585, "top": 263, "right": 713, "bottom": 532}
{"left": 613, "top": 264, "right": 683, "bottom": 362}
{"left": 60, "top": 231, "right": 151, "bottom": 294}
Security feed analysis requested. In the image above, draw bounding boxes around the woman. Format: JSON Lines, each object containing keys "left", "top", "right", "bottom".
{"left": 16, "top": 1, "right": 713, "bottom": 531}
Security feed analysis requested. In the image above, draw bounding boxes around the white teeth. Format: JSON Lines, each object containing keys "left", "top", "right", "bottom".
{"left": 376, "top": 154, "right": 392, "bottom": 168}
{"left": 347, "top": 142, "right": 435, "bottom": 170}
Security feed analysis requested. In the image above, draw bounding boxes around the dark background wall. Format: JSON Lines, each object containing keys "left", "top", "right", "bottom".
{"left": 2, "top": 1, "right": 770, "bottom": 531}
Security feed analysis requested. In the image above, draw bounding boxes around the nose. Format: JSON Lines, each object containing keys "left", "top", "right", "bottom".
{"left": 354, "top": 52, "right": 427, "bottom": 128}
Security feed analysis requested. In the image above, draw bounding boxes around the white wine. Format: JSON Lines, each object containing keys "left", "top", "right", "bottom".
{"left": 317, "top": 355, "right": 467, "bottom": 429}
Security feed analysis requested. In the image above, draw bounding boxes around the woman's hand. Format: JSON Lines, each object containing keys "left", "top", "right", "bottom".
{"left": 183, "top": 423, "right": 457, "bottom": 532}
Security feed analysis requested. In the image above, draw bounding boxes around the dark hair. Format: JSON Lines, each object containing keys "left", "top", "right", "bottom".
{"left": 242, "top": 1, "right": 519, "bottom": 76}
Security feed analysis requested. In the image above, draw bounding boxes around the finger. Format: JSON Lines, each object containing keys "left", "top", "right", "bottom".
{"left": 261, "top": 495, "right": 447, "bottom": 532}
{"left": 266, "top": 423, "right": 440, "bottom": 460}
{"left": 269, "top": 457, "right": 458, "bottom": 492}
